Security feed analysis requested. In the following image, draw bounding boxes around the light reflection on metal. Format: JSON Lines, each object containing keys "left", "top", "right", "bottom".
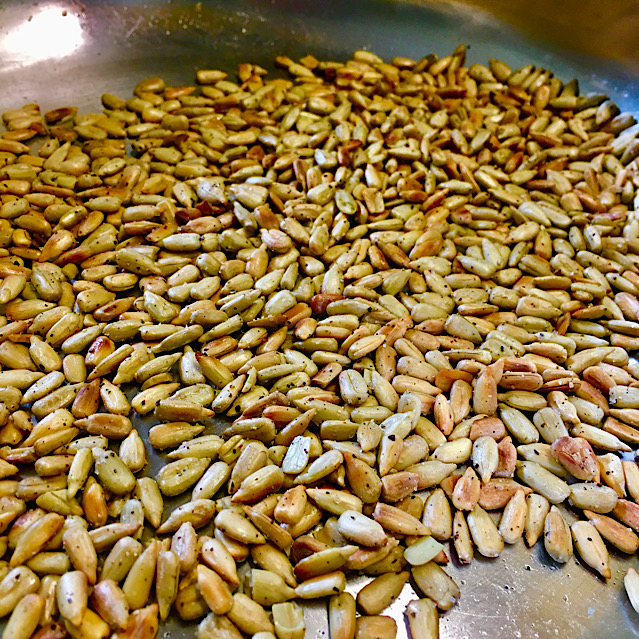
{"left": 2, "top": 5, "right": 84, "bottom": 65}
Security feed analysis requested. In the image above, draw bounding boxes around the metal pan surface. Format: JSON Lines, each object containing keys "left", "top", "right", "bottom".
{"left": 1, "top": 1, "right": 639, "bottom": 637}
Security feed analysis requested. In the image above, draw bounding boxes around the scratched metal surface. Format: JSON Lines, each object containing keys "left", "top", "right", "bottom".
{"left": 1, "top": 0, "right": 639, "bottom": 637}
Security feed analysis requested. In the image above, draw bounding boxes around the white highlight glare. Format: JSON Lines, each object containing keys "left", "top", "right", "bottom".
{"left": 3, "top": 6, "right": 84, "bottom": 64}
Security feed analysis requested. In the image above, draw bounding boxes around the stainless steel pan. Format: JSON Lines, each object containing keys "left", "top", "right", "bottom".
{"left": 1, "top": 1, "right": 639, "bottom": 637}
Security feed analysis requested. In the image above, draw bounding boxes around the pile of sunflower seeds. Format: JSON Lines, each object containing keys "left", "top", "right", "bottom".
{"left": 2, "top": 44, "right": 639, "bottom": 639}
